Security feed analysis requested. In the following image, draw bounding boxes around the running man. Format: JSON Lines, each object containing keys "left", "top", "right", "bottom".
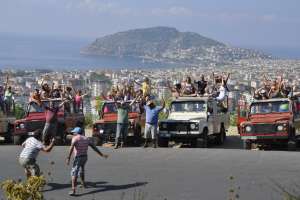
{"left": 19, "top": 131, "right": 55, "bottom": 178}
{"left": 66, "top": 127, "right": 109, "bottom": 196}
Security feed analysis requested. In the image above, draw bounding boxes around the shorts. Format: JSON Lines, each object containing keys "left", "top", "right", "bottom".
{"left": 71, "top": 155, "right": 88, "bottom": 177}
{"left": 19, "top": 157, "right": 40, "bottom": 176}
{"left": 144, "top": 123, "right": 157, "bottom": 139}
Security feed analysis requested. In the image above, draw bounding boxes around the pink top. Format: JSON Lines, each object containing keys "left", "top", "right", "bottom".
{"left": 71, "top": 135, "right": 90, "bottom": 157}
{"left": 75, "top": 95, "right": 82, "bottom": 106}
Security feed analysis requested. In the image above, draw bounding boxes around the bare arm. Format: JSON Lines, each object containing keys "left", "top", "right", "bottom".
{"left": 89, "top": 143, "right": 108, "bottom": 158}
{"left": 42, "top": 138, "right": 55, "bottom": 153}
{"left": 58, "top": 99, "right": 69, "bottom": 108}
{"left": 66, "top": 143, "right": 75, "bottom": 165}
{"left": 129, "top": 95, "right": 140, "bottom": 106}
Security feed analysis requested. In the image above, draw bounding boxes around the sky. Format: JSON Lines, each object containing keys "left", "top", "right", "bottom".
{"left": 0, "top": 0, "right": 300, "bottom": 47}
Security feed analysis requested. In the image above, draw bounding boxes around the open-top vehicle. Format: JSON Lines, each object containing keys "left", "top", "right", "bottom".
{"left": 13, "top": 99, "right": 84, "bottom": 145}
{"left": 92, "top": 101, "right": 145, "bottom": 146}
{"left": 158, "top": 96, "right": 230, "bottom": 147}
{"left": 239, "top": 97, "right": 300, "bottom": 150}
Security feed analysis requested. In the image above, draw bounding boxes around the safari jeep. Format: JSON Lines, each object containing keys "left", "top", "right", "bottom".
{"left": 239, "top": 98, "right": 300, "bottom": 150}
{"left": 92, "top": 101, "right": 145, "bottom": 146}
{"left": 158, "top": 97, "right": 230, "bottom": 147}
{"left": 13, "top": 99, "right": 84, "bottom": 145}
{"left": 0, "top": 112, "right": 16, "bottom": 143}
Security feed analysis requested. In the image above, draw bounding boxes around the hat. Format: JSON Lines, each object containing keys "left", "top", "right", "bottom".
{"left": 71, "top": 127, "right": 82, "bottom": 135}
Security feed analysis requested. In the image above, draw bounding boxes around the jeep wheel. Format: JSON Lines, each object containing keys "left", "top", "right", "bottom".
{"left": 4, "top": 131, "right": 12, "bottom": 143}
{"left": 13, "top": 135, "right": 22, "bottom": 145}
{"left": 158, "top": 137, "right": 169, "bottom": 147}
{"left": 197, "top": 128, "right": 208, "bottom": 148}
{"left": 243, "top": 140, "right": 252, "bottom": 150}
{"left": 92, "top": 136, "right": 102, "bottom": 146}
{"left": 216, "top": 125, "right": 225, "bottom": 145}
{"left": 288, "top": 140, "right": 296, "bottom": 151}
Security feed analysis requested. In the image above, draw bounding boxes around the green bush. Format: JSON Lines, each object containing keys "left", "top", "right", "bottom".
{"left": 84, "top": 113, "right": 94, "bottom": 128}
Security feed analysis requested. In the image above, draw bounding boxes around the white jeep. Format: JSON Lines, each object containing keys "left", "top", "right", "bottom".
{"left": 158, "top": 96, "right": 230, "bottom": 147}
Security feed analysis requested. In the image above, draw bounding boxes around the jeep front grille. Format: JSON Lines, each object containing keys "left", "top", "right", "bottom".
{"left": 253, "top": 124, "right": 277, "bottom": 134}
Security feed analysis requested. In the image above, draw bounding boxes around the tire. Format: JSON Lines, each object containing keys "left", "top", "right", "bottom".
{"left": 133, "top": 126, "right": 142, "bottom": 146}
{"left": 4, "top": 132, "right": 12, "bottom": 143}
{"left": 13, "top": 135, "right": 22, "bottom": 145}
{"left": 92, "top": 136, "right": 102, "bottom": 146}
{"left": 158, "top": 137, "right": 169, "bottom": 147}
{"left": 216, "top": 125, "right": 225, "bottom": 145}
{"left": 288, "top": 140, "right": 296, "bottom": 151}
{"left": 243, "top": 140, "right": 252, "bottom": 150}
{"left": 197, "top": 128, "right": 208, "bottom": 148}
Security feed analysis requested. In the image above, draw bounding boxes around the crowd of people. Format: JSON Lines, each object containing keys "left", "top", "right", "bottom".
{"left": 30, "top": 78, "right": 88, "bottom": 113}
{"left": 253, "top": 75, "right": 296, "bottom": 100}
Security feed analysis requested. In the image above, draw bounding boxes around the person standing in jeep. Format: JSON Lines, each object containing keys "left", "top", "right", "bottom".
{"left": 42, "top": 100, "right": 68, "bottom": 145}
{"left": 143, "top": 99, "right": 165, "bottom": 148}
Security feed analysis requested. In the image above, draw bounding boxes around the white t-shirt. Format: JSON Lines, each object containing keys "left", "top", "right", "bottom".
{"left": 20, "top": 137, "right": 45, "bottom": 159}
{"left": 216, "top": 86, "right": 226, "bottom": 101}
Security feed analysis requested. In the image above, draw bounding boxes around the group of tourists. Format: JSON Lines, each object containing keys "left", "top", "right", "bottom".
{"left": 30, "top": 78, "right": 88, "bottom": 113}
{"left": 254, "top": 75, "right": 294, "bottom": 100}
{"left": 101, "top": 73, "right": 230, "bottom": 149}
{"left": 168, "top": 72, "right": 230, "bottom": 102}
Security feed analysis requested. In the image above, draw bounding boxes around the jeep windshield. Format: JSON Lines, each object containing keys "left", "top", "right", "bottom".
{"left": 103, "top": 102, "right": 140, "bottom": 114}
{"left": 171, "top": 101, "right": 206, "bottom": 112}
{"left": 250, "top": 101, "right": 290, "bottom": 114}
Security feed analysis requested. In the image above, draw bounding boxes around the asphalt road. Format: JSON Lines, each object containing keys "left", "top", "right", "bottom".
{"left": 0, "top": 136, "right": 300, "bottom": 200}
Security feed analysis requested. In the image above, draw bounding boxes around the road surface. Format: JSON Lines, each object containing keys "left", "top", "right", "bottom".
{"left": 0, "top": 136, "right": 300, "bottom": 200}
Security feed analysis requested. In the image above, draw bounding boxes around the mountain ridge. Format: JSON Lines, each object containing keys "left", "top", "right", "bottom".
{"left": 81, "top": 26, "right": 270, "bottom": 64}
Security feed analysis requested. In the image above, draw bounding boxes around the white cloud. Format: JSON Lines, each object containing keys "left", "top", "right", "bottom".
{"left": 151, "top": 6, "right": 194, "bottom": 17}
{"left": 65, "top": 0, "right": 132, "bottom": 16}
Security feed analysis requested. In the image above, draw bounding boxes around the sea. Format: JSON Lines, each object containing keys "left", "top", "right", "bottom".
{"left": 0, "top": 33, "right": 299, "bottom": 70}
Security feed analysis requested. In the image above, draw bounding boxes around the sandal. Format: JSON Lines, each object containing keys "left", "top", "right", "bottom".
{"left": 68, "top": 190, "right": 76, "bottom": 196}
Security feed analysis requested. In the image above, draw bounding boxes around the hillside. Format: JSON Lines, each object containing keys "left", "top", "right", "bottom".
{"left": 81, "top": 26, "right": 270, "bottom": 64}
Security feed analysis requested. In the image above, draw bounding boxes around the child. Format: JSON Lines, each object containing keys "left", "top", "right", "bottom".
{"left": 66, "top": 127, "right": 109, "bottom": 196}
{"left": 19, "top": 132, "right": 55, "bottom": 178}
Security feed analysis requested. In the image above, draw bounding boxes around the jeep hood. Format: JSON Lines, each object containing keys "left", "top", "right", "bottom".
{"left": 249, "top": 112, "right": 291, "bottom": 124}
{"left": 168, "top": 112, "right": 206, "bottom": 121}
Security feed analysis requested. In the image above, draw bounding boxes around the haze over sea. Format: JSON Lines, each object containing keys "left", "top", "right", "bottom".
{"left": 0, "top": 33, "right": 299, "bottom": 70}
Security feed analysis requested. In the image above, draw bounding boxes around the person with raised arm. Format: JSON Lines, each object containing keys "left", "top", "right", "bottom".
{"left": 66, "top": 127, "right": 108, "bottom": 196}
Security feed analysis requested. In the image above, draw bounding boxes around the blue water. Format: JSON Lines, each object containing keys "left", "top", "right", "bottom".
{"left": 0, "top": 33, "right": 299, "bottom": 70}
{"left": 0, "top": 33, "right": 175, "bottom": 70}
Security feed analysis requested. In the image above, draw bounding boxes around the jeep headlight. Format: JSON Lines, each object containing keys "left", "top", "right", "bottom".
{"left": 190, "top": 123, "right": 198, "bottom": 130}
{"left": 245, "top": 125, "right": 252, "bottom": 133}
{"left": 20, "top": 123, "right": 25, "bottom": 129}
{"left": 277, "top": 125, "right": 284, "bottom": 131}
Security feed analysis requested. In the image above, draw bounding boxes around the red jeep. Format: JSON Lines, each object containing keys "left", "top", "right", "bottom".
{"left": 92, "top": 101, "right": 145, "bottom": 146}
{"left": 239, "top": 98, "right": 299, "bottom": 150}
{"left": 13, "top": 99, "right": 84, "bottom": 145}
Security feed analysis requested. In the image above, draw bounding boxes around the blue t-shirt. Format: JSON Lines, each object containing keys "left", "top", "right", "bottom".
{"left": 144, "top": 105, "right": 163, "bottom": 125}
